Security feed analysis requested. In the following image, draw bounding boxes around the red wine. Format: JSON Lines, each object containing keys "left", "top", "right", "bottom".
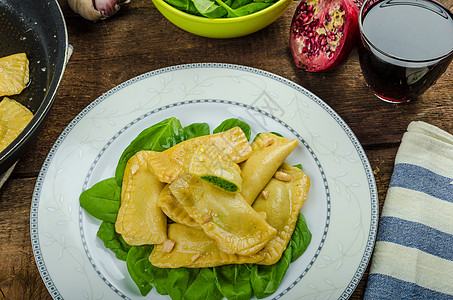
{"left": 358, "top": 0, "right": 453, "bottom": 102}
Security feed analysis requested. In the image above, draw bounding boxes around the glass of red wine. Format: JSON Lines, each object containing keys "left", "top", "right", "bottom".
{"left": 358, "top": 0, "right": 453, "bottom": 103}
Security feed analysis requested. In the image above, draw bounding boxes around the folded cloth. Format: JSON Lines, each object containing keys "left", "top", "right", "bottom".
{"left": 364, "top": 121, "right": 453, "bottom": 300}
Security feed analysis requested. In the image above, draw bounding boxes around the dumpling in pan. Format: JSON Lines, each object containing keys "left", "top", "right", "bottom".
{"left": 240, "top": 133, "right": 299, "bottom": 205}
{"left": 188, "top": 144, "right": 242, "bottom": 193}
{"left": 149, "top": 223, "right": 265, "bottom": 268}
{"left": 148, "top": 127, "right": 252, "bottom": 183}
{"left": 169, "top": 173, "right": 277, "bottom": 256}
{"left": 157, "top": 184, "right": 201, "bottom": 229}
{"left": 115, "top": 150, "right": 167, "bottom": 245}
{"left": 252, "top": 163, "right": 310, "bottom": 265}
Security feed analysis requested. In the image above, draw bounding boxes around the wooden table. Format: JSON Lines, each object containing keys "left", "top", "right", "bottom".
{"left": 1, "top": 0, "right": 452, "bottom": 298}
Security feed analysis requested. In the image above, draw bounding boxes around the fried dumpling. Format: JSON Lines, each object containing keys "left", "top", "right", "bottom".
{"left": 169, "top": 173, "right": 277, "bottom": 256}
{"left": 148, "top": 127, "right": 252, "bottom": 183}
{"left": 115, "top": 150, "right": 167, "bottom": 245}
{"left": 0, "top": 53, "right": 29, "bottom": 97}
{"left": 189, "top": 144, "right": 242, "bottom": 193}
{"left": 0, "top": 97, "right": 33, "bottom": 152}
{"left": 149, "top": 223, "right": 265, "bottom": 268}
{"left": 158, "top": 184, "right": 201, "bottom": 229}
{"left": 240, "top": 133, "right": 298, "bottom": 205}
{"left": 252, "top": 163, "right": 310, "bottom": 265}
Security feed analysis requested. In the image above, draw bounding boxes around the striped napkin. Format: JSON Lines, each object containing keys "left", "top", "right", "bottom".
{"left": 364, "top": 121, "right": 453, "bottom": 299}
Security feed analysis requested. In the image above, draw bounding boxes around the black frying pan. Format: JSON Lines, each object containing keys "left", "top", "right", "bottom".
{"left": 0, "top": 0, "right": 68, "bottom": 175}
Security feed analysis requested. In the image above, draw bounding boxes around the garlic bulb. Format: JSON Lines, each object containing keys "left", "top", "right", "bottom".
{"left": 68, "top": 0, "right": 129, "bottom": 21}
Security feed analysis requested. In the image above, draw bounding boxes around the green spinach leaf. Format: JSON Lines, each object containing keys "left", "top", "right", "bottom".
{"left": 151, "top": 267, "right": 222, "bottom": 300}
{"left": 192, "top": 0, "right": 228, "bottom": 17}
{"left": 213, "top": 118, "right": 251, "bottom": 141}
{"left": 127, "top": 245, "right": 222, "bottom": 300}
{"left": 182, "top": 268, "right": 223, "bottom": 300}
{"left": 183, "top": 122, "right": 210, "bottom": 140}
{"left": 160, "top": 268, "right": 191, "bottom": 299}
{"left": 250, "top": 246, "right": 292, "bottom": 299}
{"left": 227, "top": 2, "right": 273, "bottom": 17}
{"left": 97, "top": 221, "right": 131, "bottom": 261}
{"left": 293, "top": 163, "right": 303, "bottom": 171}
{"left": 145, "top": 263, "right": 172, "bottom": 296}
{"left": 230, "top": 0, "right": 252, "bottom": 9}
{"left": 165, "top": 0, "right": 277, "bottom": 18}
{"left": 79, "top": 177, "right": 121, "bottom": 223}
{"left": 249, "top": 212, "right": 312, "bottom": 298}
{"left": 289, "top": 213, "right": 312, "bottom": 262}
{"left": 115, "top": 117, "right": 185, "bottom": 186}
{"left": 126, "top": 245, "right": 155, "bottom": 296}
{"left": 165, "top": 0, "right": 201, "bottom": 15}
{"left": 214, "top": 264, "right": 253, "bottom": 300}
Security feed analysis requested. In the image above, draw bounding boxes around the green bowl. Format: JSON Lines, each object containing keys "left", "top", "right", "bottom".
{"left": 151, "top": 0, "right": 293, "bottom": 38}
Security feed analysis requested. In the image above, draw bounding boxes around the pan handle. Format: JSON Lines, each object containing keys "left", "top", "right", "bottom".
{"left": 0, "top": 162, "right": 17, "bottom": 189}
{"left": 65, "top": 44, "right": 74, "bottom": 66}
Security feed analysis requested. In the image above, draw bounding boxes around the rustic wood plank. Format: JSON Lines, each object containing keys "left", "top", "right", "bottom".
{"left": 0, "top": 178, "right": 51, "bottom": 300}
{"left": 2, "top": 0, "right": 453, "bottom": 298}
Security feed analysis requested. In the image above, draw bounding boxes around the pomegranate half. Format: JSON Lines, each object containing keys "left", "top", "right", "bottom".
{"left": 289, "top": 0, "right": 359, "bottom": 72}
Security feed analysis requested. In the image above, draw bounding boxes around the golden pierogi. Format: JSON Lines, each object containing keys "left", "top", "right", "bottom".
{"left": 116, "top": 150, "right": 167, "bottom": 245}
{"left": 148, "top": 127, "right": 252, "bottom": 183}
{"left": 149, "top": 223, "right": 265, "bottom": 268}
{"left": 240, "top": 133, "right": 298, "bottom": 205}
{"left": 169, "top": 173, "right": 277, "bottom": 256}
{"left": 252, "top": 163, "right": 310, "bottom": 264}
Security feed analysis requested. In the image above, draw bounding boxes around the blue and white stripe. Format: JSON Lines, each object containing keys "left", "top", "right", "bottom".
{"left": 364, "top": 121, "right": 453, "bottom": 300}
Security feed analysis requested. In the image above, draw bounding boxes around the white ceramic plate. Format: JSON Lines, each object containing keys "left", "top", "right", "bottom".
{"left": 31, "top": 63, "right": 378, "bottom": 300}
